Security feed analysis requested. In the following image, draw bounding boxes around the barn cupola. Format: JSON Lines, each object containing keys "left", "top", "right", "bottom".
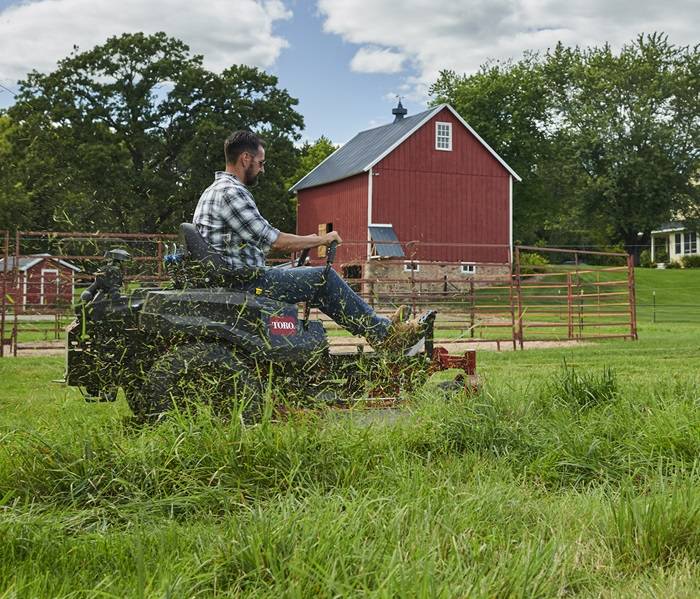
{"left": 392, "top": 99, "right": 407, "bottom": 122}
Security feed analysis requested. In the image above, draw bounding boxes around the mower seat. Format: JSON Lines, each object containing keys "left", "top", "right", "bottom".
{"left": 178, "top": 223, "right": 258, "bottom": 287}
{"left": 179, "top": 223, "right": 229, "bottom": 268}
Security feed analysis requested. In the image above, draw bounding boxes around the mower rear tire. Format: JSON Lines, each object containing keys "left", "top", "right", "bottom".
{"left": 139, "top": 343, "right": 262, "bottom": 422}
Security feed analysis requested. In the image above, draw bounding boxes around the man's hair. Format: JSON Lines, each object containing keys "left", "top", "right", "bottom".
{"left": 224, "top": 130, "right": 264, "bottom": 164}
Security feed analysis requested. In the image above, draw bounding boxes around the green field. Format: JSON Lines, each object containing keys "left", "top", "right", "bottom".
{"left": 1, "top": 271, "right": 700, "bottom": 597}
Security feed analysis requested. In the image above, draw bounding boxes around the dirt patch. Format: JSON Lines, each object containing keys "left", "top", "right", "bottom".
{"left": 6, "top": 336, "right": 590, "bottom": 358}
{"left": 7, "top": 340, "right": 65, "bottom": 357}
{"left": 437, "top": 339, "right": 593, "bottom": 352}
{"left": 329, "top": 336, "right": 591, "bottom": 353}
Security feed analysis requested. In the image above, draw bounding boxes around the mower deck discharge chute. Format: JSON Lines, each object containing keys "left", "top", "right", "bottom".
{"left": 65, "top": 224, "right": 477, "bottom": 421}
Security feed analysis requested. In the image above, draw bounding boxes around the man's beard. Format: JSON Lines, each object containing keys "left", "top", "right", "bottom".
{"left": 244, "top": 165, "right": 260, "bottom": 187}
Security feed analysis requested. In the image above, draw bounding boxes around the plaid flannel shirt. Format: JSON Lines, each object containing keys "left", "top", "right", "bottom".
{"left": 193, "top": 172, "right": 280, "bottom": 269}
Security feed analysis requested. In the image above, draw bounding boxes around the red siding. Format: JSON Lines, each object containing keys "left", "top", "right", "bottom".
{"left": 373, "top": 108, "right": 510, "bottom": 263}
{"left": 296, "top": 173, "right": 368, "bottom": 264}
{"left": 1, "top": 259, "right": 75, "bottom": 311}
{"left": 295, "top": 106, "right": 513, "bottom": 267}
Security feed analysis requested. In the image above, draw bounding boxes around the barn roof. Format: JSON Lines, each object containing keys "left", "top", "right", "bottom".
{"left": 289, "top": 104, "right": 521, "bottom": 192}
{"left": 0, "top": 254, "right": 81, "bottom": 273}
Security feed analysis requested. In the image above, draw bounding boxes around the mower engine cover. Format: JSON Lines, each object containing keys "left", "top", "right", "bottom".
{"left": 139, "top": 288, "right": 327, "bottom": 361}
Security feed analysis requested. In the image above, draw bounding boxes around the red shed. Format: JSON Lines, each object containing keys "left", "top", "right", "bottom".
{"left": 290, "top": 103, "right": 520, "bottom": 274}
{"left": 0, "top": 254, "right": 80, "bottom": 312}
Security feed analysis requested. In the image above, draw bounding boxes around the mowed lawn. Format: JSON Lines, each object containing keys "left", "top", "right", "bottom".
{"left": 1, "top": 270, "right": 700, "bottom": 597}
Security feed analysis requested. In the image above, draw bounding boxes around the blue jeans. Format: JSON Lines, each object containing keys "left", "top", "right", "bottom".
{"left": 247, "top": 266, "right": 390, "bottom": 342}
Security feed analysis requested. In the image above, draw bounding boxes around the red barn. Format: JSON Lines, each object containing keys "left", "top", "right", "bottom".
{"left": 0, "top": 254, "right": 80, "bottom": 312}
{"left": 290, "top": 103, "right": 520, "bottom": 280}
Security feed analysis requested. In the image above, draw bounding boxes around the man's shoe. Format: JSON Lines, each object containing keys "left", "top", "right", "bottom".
{"left": 405, "top": 311, "right": 437, "bottom": 356}
{"left": 377, "top": 309, "right": 437, "bottom": 354}
{"left": 378, "top": 317, "right": 424, "bottom": 353}
{"left": 390, "top": 304, "right": 411, "bottom": 324}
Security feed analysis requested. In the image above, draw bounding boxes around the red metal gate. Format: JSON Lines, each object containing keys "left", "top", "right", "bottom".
{"left": 0, "top": 231, "right": 637, "bottom": 356}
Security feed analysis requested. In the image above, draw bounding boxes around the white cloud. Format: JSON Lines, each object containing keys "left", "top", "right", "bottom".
{"left": 317, "top": 0, "right": 699, "bottom": 98}
{"left": 0, "top": 0, "right": 291, "bottom": 81}
{"left": 350, "top": 46, "right": 406, "bottom": 74}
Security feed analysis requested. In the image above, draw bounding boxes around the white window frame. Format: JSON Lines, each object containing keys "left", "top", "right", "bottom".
{"left": 435, "top": 122, "right": 452, "bottom": 151}
{"left": 403, "top": 261, "right": 420, "bottom": 273}
{"left": 460, "top": 263, "right": 476, "bottom": 275}
{"left": 22, "top": 272, "right": 27, "bottom": 308}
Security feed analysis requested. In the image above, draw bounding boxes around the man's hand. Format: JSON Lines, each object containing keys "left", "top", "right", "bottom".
{"left": 322, "top": 231, "right": 342, "bottom": 246}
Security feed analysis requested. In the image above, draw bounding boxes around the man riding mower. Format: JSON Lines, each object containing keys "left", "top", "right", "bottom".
{"left": 65, "top": 225, "right": 447, "bottom": 422}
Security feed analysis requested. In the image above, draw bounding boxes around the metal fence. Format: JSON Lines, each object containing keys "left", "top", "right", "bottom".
{"left": 0, "top": 230, "right": 176, "bottom": 356}
{"left": 1, "top": 230, "right": 640, "bottom": 356}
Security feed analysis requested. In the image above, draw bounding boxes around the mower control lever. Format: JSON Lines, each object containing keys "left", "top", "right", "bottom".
{"left": 301, "top": 240, "right": 339, "bottom": 329}
{"left": 326, "top": 240, "right": 338, "bottom": 267}
{"left": 296, "top": 248, "right": 310, "bottom": 267}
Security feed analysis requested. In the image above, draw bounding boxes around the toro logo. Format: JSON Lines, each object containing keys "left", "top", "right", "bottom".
{"left": 269, "top": 316, "right": 297, "bottom": 336}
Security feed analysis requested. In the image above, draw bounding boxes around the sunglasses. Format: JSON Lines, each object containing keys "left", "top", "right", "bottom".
{"left": 245, "top": 152, "right": 266, "bottom": 167}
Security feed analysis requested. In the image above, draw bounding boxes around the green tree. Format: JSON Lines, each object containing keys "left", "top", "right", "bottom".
{"left": 548, "top": 35, "right": 700, "bottom": 255}
{"left": 3, "top": 32, "right": 304, "bottom": 233}
{"left": 0, "top": 115, "right": 34, "bottom": 231}
{"left": 430, "top": 55, "right": 569, "bottom": 244}
{"left": 282, "top": 136, "right": 337, "bottom": 226}
{"left": 286, "top": 135, "right": 337, "bottom": 190}
{"left": 430, "top": 34, "right": 700, "bottom": 255}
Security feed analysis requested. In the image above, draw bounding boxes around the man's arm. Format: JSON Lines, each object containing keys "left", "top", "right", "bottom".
{"left": 272, "top": 231, "right": 342, "bottom": 253}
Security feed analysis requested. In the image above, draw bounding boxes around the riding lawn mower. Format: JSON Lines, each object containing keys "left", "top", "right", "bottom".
{"left": 65, "top": 224, "right": 477, "bottom": 421}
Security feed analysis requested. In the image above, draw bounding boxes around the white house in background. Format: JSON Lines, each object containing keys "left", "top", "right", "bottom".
{"left": 650, "top": 221, "right": 699, "bottom": 263}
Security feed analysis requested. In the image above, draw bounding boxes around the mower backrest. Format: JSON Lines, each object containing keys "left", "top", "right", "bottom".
{"left": 179, "top": 223, "right": 228, "bottom": 269}
{"left": 178, "top": 223, "right": 259, "bottom": 288}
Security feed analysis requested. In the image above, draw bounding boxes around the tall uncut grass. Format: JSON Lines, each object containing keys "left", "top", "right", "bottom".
{"left": 2, "top": 317, "right": 700, "bottom": 597}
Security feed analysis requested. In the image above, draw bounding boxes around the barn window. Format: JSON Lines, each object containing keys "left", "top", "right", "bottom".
{"left": 435, "top": 122, "right": 452, "bottom": 151}
{"left": 460, "top": 263, "right": 476, "bottom": 275}
{"left": 403, "top": 262, "right": 420, "bottom": 273}
{"left": 685, "top": 231, "right": 697, "bottom": 254}
{"left": 317, "top": 223, "right": 333, "bottom": 258}
{"left": 675, "top": 233, "right": 682, "bottom": 255}
{"left": 368, "top": 224, "right": 404, "bottom": 259}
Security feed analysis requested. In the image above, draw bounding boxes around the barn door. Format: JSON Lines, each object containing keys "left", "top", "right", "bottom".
{"left": 40, "top": 269, "right": 59, "bottom": 306}
{"left": 317, "top": 223, "right": 333, "bottom": 258}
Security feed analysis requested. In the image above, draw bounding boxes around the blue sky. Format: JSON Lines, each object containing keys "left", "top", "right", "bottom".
{"left": 270, "top": 2, "right": 422, "bottom": 142}
{"left": 0, "top": 0, "right": 696, "bottom": 144}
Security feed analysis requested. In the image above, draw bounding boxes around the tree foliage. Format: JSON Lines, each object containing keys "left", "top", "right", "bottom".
{"left": 286, "top": 135, "right": 336, "bottom": 190}
{"left": 0, "top": 115, "right": 34, "bottom": 232}
{"left": 2, "top": 32, "right": 304, "bottom": 233}
{"left": 431, "top": 34, "right": 700, "bottom": 254}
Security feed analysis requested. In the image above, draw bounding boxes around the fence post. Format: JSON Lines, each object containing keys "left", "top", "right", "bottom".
{"left": 0, "top": 231, "right": 7, "bottom": 357}
{"left": 13, "top": 230, "right": 20, "bottom": 356}
{"left": 512, "top": 247, "right": 524, "bottom": 350}
{"left": 652, "top": 290, "right": 656, "bottom": 324}
{"left": 156, "top": 240, "right": 163, "bottom": 278}
{"left": 409, "top": 244, "right": 417, "bottom": 317}
{"left": 469, "top": 278, "right": 475, "bottom": 338}
{"left": 627, "top": 254, "right": 638, "bottom": 340}
{"left": 567, "top": 272, "right": 573, "bottom": 340}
